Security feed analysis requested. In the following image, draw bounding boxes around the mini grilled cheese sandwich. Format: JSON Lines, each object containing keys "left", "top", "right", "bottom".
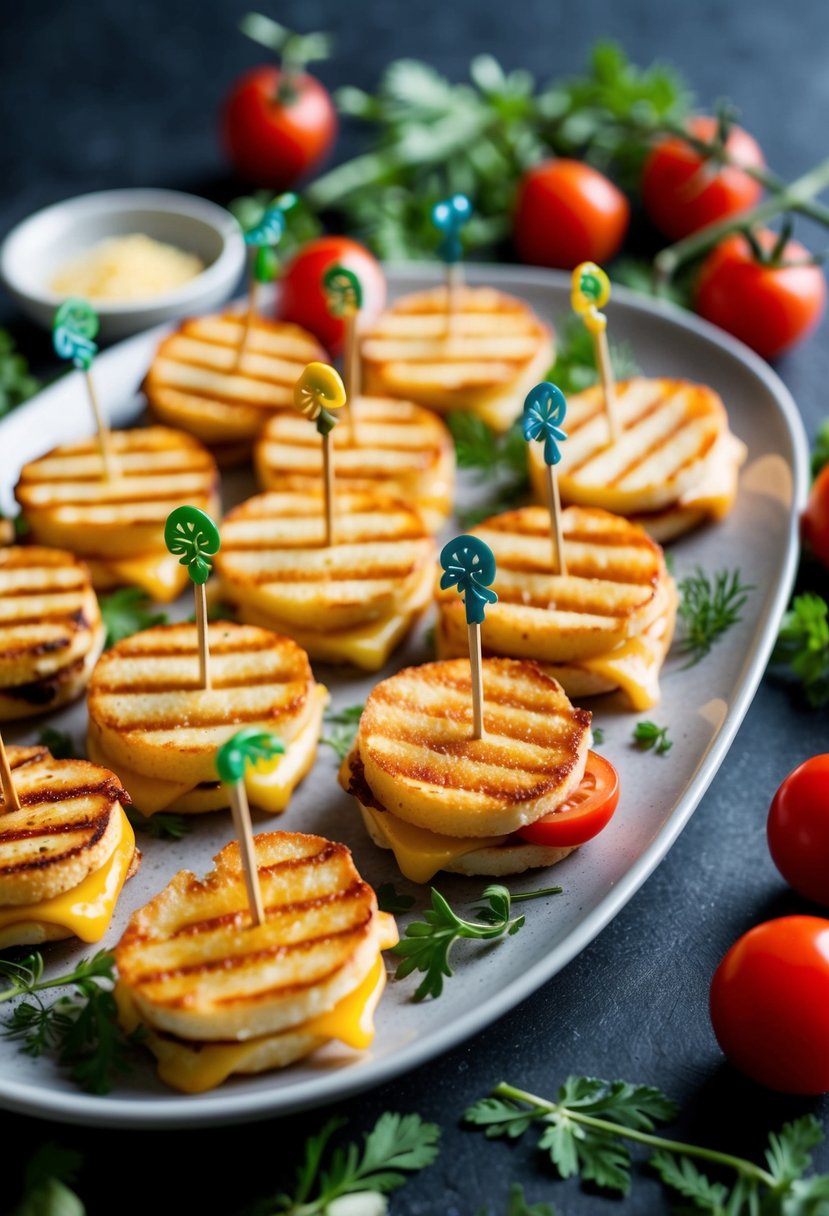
{"left": 114, "top": 832, "right": 398, "bottom": 1093}
{"left": 529, "top": 377, "right": 747, "bottom": 541}
{"left": 215, "top": 487, "right": 436, "bottom": 670}
{"left": 361, "top": 286, "right": 554, "bottom": 433}
{"left": 14, "top": 427, "right": 220, "bottom": 602}
{"left": 254, "top": 396, "right": 456, "bottom": 532}
{"left": 144, "top": 312, "right": 328, "bottom": 463}
{"left": 86, "top": 622, "right": 326, "bottom": 816}
{"left": 0, "top": 546, "right": 104, "bottom": 720}
{"left": 339, "top": 658, "right": 592, "bottom": 882}
{"left": 436, "top": 506, "right": 676, "bottom": 710}
{"left": 0, "top": 745, "right": 137, "bottom": 948}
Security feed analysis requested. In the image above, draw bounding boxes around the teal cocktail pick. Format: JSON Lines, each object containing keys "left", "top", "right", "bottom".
{"left": 523, "top": 382, "right": 569, "bottom": 574}
{"left": 439, "top": 534, "right": 498, "bottom": 739}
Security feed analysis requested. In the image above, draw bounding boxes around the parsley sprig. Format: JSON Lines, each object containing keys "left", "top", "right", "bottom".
{"left": 100, "top": 587, "right": 168, "bottom": 648}
{"left": 773, "top": 592, "right": 829, "bottom": 706}
{"left": 465, "top": 1077, "right": 829, "bottom": 1209}
{"left": 320, "top": 704, "right": 364, "bottom": 761}
{"left": 125, "top": 806, "right": 191, "bottom": 841}
{"left": 676, "top": 567, "right": 753, "bottom": 666}
{"left": 478, "top": 1185, "right": 555, "bottom": 1216}
{"left": 0, "top": 329, "right": 40, "bottom": 418}
{"left": 262, "top": 1111, "right": 440, "bottom": 1214}
{"left": 633, "top": 720, "right": 672, "bottom": 755}
{"left": 0, "top": 951, "right": 139, "bottom": 1094}
{"left": 393, "top": 883, "right": 562, "bottom": 1001}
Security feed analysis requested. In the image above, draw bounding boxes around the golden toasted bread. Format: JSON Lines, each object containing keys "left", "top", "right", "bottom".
{"left": 86, "top": 623, "right": 324, "bottom": 814}
{"left": 215, "top": 487, "right": 436, "bottom": 668}
{"left": 0, "top": 546, "right": 104, "bottom": 720}
{"left": 0, "top": 745, "right": 129, "bottom": 905}
{"left": 115, "top": 832, "right": 395, "bottom": 1043}
{"left": 361, "top": 286, "right": 554, "bottom": 432}
{"left": 529, "top": 377, "right": 746, "bottom": 532}
{"left": 356, "top": 658, "right": 590, "bottom": 837}
{"left": 254, "top": 395, "right": 455, "bottom": 532}
{"left": 14, "top": 427, "right": 220, "bottom": 600}
{"left": 144, "top": 312, "right": 327, "bottom": 455}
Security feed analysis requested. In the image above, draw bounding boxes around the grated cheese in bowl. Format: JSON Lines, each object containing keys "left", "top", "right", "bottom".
{"left": 50, "top": 233, "right": 205, "bottom": 301}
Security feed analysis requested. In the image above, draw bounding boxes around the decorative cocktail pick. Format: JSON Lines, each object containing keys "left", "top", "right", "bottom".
{"left": 322, "top": 263, "right": 363, "bottom": 444}
{"left": 439, "top": 535, "right": 498, "bottom": 741}
{"left": 571, "top": 261, "right": 621, "bottom": 444}
{"left": 293, "top": 362, "right": 347, "bottom": 546}
{"left": 235, "top": 196, "right": 287, "bottom": 369}
{"left": 52, "top": 298, "right": 116, "bottom": 478}
{"left": 164, "top": 505, "right": 221, "bottom": 690}
{"left": 215, "top": 728, "right": 285, "bottom": 927}
{"left": 523, "top": 382, "right": 568, "bottom": 575}
{"left": 0, "top": 729, "right": 20, "bottom": 813}
{"left": 431, "top": 193, "right": 472, "bottom": 328}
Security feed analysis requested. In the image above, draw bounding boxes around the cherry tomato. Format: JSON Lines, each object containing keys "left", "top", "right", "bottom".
{"left": 517, "top": 752, "right": 619, "bottom": 847}
{"left": 278, "top": 237, "right": 387, "bottom": 355}
{"left": 642, "top": 116, "right": 764, "bottom": 240}
{"left": 803, "top": 465, "right": 829, "bottom": 567}
{"left": 767, "top": 755, "right": 829, "bottom": 906}
{"left": 221, "top": 66, "right": 337, "bottom": 189}
{"left": 694, "top": 230, "right": 826, "bottom": 359}
{"left": 513, "top": 160, "right": 629, "bottom": 270}
{"left": 710, "top": 916, "right": 829, "bottom": 1093}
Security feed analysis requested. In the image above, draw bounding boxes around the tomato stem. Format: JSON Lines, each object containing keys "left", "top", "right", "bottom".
{"left": 493, "top": 1083, "right": 778, "bottom": 1189}
{"left": 654, "top": 157, "right": 829, "bottom": 286}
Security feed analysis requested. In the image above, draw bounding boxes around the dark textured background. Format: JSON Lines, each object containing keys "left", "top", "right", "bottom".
{"left": 2, "top": 0, "right": 829, "bottom": 1211}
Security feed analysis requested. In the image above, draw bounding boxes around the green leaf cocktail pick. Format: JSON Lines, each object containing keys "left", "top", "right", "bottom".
{"left": 439, "top": 534, "right": 498, "bottom": 739}
{"left": 523, "top": 382, "right": 568, "bottom": 574}
{"left": 215, "top": 728, "right": 285, "bottom": 926}
{"left": 0, "top": 728, "right": 20, "bottom": 813}
{"left": 571, "top": 261, "right": 621, "bottom": 443}
{"left": 52, "top": 298, "right": 116, "bottom": 478}
{"left": 232, "top": 194, "right": 290, "bottom": 369}
{"left": 293, "top": 362, "right": 347, "bottom": 546}
{"left": 431, "top": 193, "right": 472, "bottom": 329}
{"left": 323, "top": 263, "right": 363, "bottom": 443}
{"left": 164, "top": 505, "right": 221, "bottom": 689}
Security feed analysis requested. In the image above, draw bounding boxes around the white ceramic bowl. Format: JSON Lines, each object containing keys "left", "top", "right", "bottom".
{"left": 0, "top": 188, "right": 246, "bottom": 340}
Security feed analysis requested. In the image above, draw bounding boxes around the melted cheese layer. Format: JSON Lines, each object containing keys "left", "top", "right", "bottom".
{"left": 361, "top": 802, "right": 508, "bottom": 884}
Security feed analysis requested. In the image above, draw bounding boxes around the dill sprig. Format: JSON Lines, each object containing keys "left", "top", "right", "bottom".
{"left": 676, "top": 567, "right": 752, "bottom": 666}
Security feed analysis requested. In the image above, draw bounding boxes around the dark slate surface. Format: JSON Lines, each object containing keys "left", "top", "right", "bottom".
{"left": 2, "top": 0, "right": 829, "bottom": 1211}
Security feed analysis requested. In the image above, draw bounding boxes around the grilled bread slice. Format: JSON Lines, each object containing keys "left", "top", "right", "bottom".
{"left": 254, "top": 395, "right": 455, "bottom": 532}
{"left": 215, "top": 487, "right": 436, "bottom": 669}
{"left": 115, "top": 832, "right": 398, "bottom": 1046}
{"left": 435, "top": 506, "right": 676, "bottom": 710}
{"left": 0, "top": 546, "right": 104, "bottom": 720}
{"left": 87, "top": 622, "right": 325, "bottom": 816}
{"left": 529, "top": 377, "right": 747, "bottom": 537}
{"left": 144, "top": 312, "right": 327, "bottom": 459}
{"left": 0, "top": 745, "right": 136, "bottom": 948}
{"left": 361, "top": 286, "right": 554, "bottom": 432}
{"left": 355, "top": 658, "right": 591, "bottom": 838}
{"left": 14, "top": 427, "right": 220, "bottom": 601}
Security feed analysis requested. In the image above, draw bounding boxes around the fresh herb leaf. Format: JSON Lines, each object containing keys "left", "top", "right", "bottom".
{"left": 0, "top": 951, "right": 138, "bottom": 1094}
{"left": 466, "top": 1079, "right": 828, "bottom": 1212}
{"left": 321, "top": 704, "right": 364, "bottom": 761}
{"left": 15, "top": 1145, "right": 86, "bottom": 1216}
{"left": 262, "top": 1111, "right": 440, "bottom": 1214}
{"left": 477, "top": 1184, "right": 557, "bottom": 1216}
{"left": 591, "top": 726, "right": 605, "bottom": 745}
{"left": 392, "top": 883, "right": 561, "bottom": 1001}
{"left": 812, "top": 419, "right": 829, "bottom": 478}
{"left": 633, "top": 720, "right": 672, "bottom": 755}
{"left": 448, "top": 413, "right": 529, "bottom": 525}
{"left": 549, "top": 313, "right": 640, "bottom": 397}
{"left": 773, "top": 593, "right": 829, "bottom": 706}
{"left": 0, "top": 329, "right": 40, "bottom": 418}
{"left": 37, "top": 728, "right": 79, "bottom": 760}
{"left": 125, "top": 807, "right": 191, "bottom": 841}
{"left": 100, "top": 587, "right": 168, "bottom": 648}
{"left": 376, "top": 883, "right": 416, "bottom": 915}
{"left": 423, "top": 623, "right": 436, "bottom": 655}
{"left": 676, "top": 567, "right": 752, "bottom": 666}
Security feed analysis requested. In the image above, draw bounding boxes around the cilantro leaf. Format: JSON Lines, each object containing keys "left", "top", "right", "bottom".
{"left": 375, "top": 883, "right": 416, "bottom": 915}
{"left": 37, "top": 729, "right": 79, "bottom": 760}
{"left": 649, "top": 1151, "right": 728, "bottom": 1211}
{"left": 773, "top": 593, "right": 829, "bottom": 706}
{"left": 125, "top": 807, "right": 191, "bottom": 841}
{"left": 100, "top": 587, "right": 168, "bottom": 648}
{"left": 477, "top": 1184, "right": 557, "bottom": 1216}
{"left": 320, "top": 704, "right": 364, "bottom": 761}
{"left": 632, "top": 720, "right": 672, "bottom": 755}
{"left": 765, "top": 1116, "right": 824, "bottom": 1186}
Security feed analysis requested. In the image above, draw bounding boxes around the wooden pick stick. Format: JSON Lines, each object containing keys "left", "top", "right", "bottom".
{"left": 235, "top": 274, "right": 259, "bottom": 372}
{"left": 467, "top": 621, "right": 485, "bottom": 740}
{"left": 592, "top": 318, "right": 622, "bottom": 444}
{"left": 84, "top": 370, "right": 116, "bottom": 479}
{"left": 0, "top": 732, "right": 20, "bottom": 814}
{"left": 195, "top": 582, "right": 210, "bottom": 690}
{"left": 321, "top": 430, "right": 335, "bottom": 546}
{"left": 446, "top": 262, "right": 463, "bottom": 332}
{"left": 228, "top": 782, "right": 265, "bottom": 927}
{"left": 545, "top": 462, "right": 567, "bottom": 576}
{"left": 342, "top": 312, "right": 359, "bottom": 446}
